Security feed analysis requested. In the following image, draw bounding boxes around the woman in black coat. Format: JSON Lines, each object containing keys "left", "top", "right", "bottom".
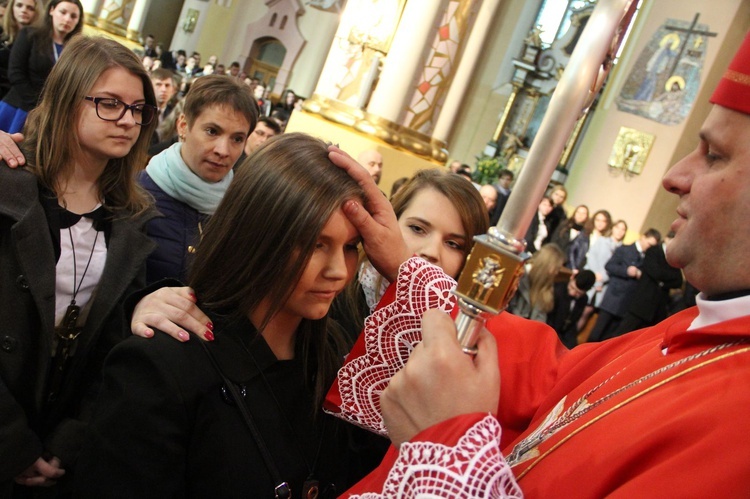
{"left": 0, "top": 0, "right": 83, "bottom": 132}
{"left": 0, "top": 36, "right": 158, "bottom": 495}
{"left": 76, "top": 134, "right": 395, "bottom": 498}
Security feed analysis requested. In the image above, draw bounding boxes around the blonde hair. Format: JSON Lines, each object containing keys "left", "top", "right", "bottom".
{"left": 2, "top": 0, "right": 43, "bottom": 45}
{"left": 528, "top": 244, "right": 565, "bottom": 313}
{"left": 23, "top": 36, "right": 157, "bottom": 216}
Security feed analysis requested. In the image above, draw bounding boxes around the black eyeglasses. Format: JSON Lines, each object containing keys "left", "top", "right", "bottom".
{"left": 84, "top": 96, "right": 157, "bottom": 126}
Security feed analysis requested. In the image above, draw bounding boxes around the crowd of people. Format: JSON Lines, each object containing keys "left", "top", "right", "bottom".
{"left": 137, "top": 33, "right": 302, "bottom": 133}
{"left": 0, "top": 9, "right": 747, "bottom": 498}
{"left": 449, "top": 161, "right": 686, "bottom": 349}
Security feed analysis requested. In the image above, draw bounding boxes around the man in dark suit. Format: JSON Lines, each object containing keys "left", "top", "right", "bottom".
{"left": 548, "top": 270, "right": 596, "bottom": 348}
{"left": 587, "top": 228, "right": 661, "bottom": 342}
{"left": 612, "top": 232, "right": 683, "bottom": 336}
{"left": 489, "top": 169, "right": 514, "bottom": 226}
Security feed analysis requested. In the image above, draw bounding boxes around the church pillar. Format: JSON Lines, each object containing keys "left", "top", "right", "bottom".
{"left": 433, "top": 0, "right": 503, "bottom": 143}
{"left": 81, "top": 0, "right": 105, "bottom": 24}
{"left": 365, "top": 0, "right": 450, "bottom": 123}
{"left": 302, "top": 0, "right": 410, "bottom": 127}
{"left": 126, "top": 0, "right": 152, "bottom": 41}
{"left": 398, "top": 0, "right": 482, "bottom": 136}
{"left": 96, "top": 0, "right": 137, "bottom": 37}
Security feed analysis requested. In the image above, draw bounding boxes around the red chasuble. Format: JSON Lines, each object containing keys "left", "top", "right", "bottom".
{"left": 334, "top": 262, "right": 750, "bottom": 498}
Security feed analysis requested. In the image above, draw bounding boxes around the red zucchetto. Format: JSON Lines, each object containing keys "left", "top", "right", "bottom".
{"left": 710, "top": 31, "right": 750, "bottom": 114}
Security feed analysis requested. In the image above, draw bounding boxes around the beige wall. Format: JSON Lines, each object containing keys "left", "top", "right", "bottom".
{"left": 188, "top": 1, "right": 337, "bottom": 98}
{"left": 286, "top": 111, "right": 443, "bottom": 197}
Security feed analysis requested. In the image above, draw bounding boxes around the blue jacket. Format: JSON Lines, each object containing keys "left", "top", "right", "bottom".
{"left": 139, "top": 171, "right": 209, "bottom": 284}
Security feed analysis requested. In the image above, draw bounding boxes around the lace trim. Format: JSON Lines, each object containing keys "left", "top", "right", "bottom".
{"left": 350, "top": 416, "right": 523, "bottom": 498}
{"left": 330, "top": 257, "right": 457, "bottom": 434}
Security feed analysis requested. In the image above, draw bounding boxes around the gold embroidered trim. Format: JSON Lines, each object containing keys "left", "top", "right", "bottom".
{"left": 515, "top": 345, "right": 750, "bottom": 481}
{"left": 724, "top": 69, "right": 750, "bottom": 86}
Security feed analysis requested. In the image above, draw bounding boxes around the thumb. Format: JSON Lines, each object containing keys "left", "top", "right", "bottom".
{"left": 473, "top": 327, "right": 500, "bottom": 380}
{"left": 342, "top": 199, "right": 375, "bottom": 237}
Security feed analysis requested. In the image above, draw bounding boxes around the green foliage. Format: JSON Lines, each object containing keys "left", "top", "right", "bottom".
{"left": 474, "top": 154, "right": 507, "bottom": 185}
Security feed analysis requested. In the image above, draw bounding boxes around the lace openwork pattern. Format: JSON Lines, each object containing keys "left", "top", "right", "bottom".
{"left": 330, "top": 257, "right": 457, "bottom": 434}
{"left": 350, "top": 416, "right": 523, "bottom": 498}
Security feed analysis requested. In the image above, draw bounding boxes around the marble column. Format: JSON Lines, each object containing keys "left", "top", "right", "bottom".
{"left": 81, "top": 0, "right": 105, "bottom": 24}
{"left": 433, "top": 0, "right": 503, "bottom": 143}
{"left": 399, "top": 0, "right": 482, "bottom": 135}
{"left": 365, "top": 0, "right": 450, "bottom": 123}
{"left": 303, "top": 0, "right": 409, "bottom": 126}
{"left": 126, "top": 0, "right": 152, "bottom": 41}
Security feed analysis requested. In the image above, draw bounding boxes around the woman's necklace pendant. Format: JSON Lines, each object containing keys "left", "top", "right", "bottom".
{"left": 56, "top": 303, "right": 83, "bottom": 341}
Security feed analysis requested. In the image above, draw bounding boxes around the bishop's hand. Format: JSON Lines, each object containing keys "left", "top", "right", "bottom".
{"left": 380, "top": 309, "right": 501, "bottom": 447}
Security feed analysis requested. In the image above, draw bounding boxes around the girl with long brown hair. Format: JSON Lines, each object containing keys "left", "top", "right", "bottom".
{"left": 76, "top": 134, "right": 392, "bottom": 497}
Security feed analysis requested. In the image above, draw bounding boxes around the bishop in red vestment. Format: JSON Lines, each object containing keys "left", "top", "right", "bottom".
{"left": 334, "top": 30, "right": 750, "bottom": 498}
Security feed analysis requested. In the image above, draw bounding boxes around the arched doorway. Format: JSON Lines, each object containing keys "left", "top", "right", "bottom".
{"left": 245, "top": 37, "right": 287, "bottom": 90}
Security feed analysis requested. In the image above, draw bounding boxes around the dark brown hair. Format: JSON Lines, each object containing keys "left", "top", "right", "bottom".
{"left": 30, "top": 0, "right": 84, "bottom": 56}
{"left": 189, "top": 133, "right": 364, "bottom": 407}
{"left": 182, "top": 74, "right": 258, "bottom": 133}
{"left": 584, "top": 209, "right": 613, "bottom": 237}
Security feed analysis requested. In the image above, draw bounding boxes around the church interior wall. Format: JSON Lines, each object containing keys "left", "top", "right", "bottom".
{"left": 643, "top": 2, "right": 750, "bottom": 236}
{"left": 140, "top": 0, "right": 183, "bottom": 49}
{"left": 446, "top": 0, "right": 543, "bottom": 165}
{"left": 187, "top": 1, "right": 337, "bottom": 99}
{"left": 564, "top": 0, "right": 749, "bottom": 235}
{"left": 283, "top": 8, "right": 340, "bottom": 97}
{"left": 149, "top": 0, "right": 748, "bottom": 239}
{"left": 191, "top": 1, "right": 264, "bottom": 68}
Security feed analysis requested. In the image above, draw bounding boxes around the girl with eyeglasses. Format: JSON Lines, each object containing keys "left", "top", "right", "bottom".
{"left": 0, "top": 0, "right": 83, "bottom": 133}
{"left": 0, "top": 36, "right": 158, "bottom": 495}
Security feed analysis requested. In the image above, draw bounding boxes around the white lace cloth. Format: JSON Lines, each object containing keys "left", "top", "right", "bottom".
{"left": 349, "top": 416, "right": 523, "bottom": 499}
{"left": 328, "top": 257, "right": 457, "bottom": 434}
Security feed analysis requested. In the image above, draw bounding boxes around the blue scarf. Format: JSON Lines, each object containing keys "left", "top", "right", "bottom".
{"left": 145, "top": 142, "right": 232, "bottom": 215}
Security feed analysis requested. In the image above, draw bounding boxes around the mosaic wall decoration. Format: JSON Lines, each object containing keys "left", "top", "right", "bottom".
{"left": 401, "top": 0, "right": 478, "bottom": 135}
{"left": 616, "top": 14, "right": 716, "bottom": 126}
